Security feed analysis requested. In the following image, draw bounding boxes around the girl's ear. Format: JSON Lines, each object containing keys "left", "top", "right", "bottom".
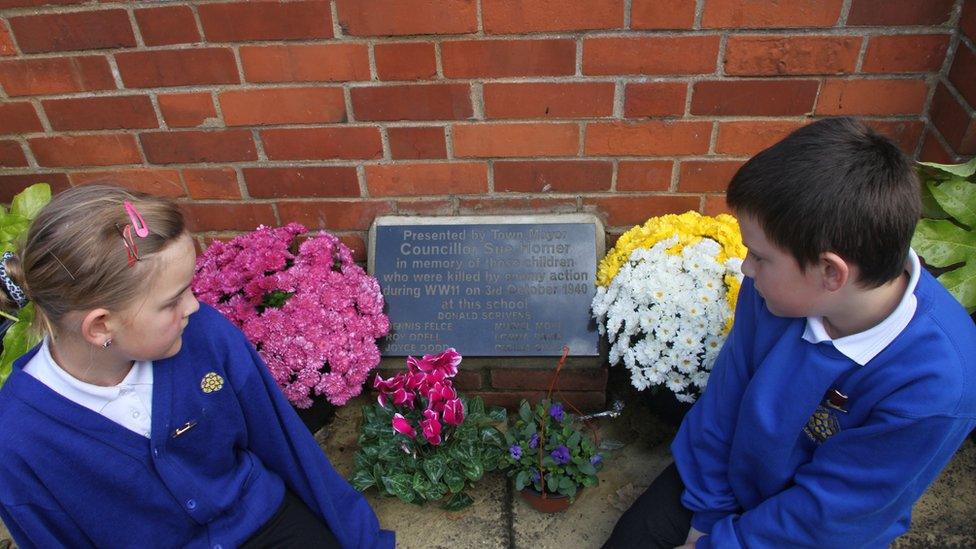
{"left": 819, "top": 252, "right": 850, "bottom": 292}
{"left": 80, "top": 308, "right": 113, "bottom": 348}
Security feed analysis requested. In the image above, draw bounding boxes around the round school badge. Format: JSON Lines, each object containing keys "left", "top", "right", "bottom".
{"left": 201, "top": 372, "right": 224, "bottom": 393}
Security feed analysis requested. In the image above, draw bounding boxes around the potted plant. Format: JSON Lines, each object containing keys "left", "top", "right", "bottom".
{"left": 192, "top": 223, "right": 389, "bottom": 431}
{"left": 590, "top": 211, "right": 746, "bottom": 421}
{"left": 501, "top": 398, "right": 604, "bottom": 513}
{"left": 1, "top": 183, "right": 52, "bottom": 386}
{"left": 350, "top": 348, "right": 507, "bottom": 510}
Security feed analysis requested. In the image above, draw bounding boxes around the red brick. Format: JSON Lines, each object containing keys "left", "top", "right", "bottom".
{"left": 458, "top": 196, "right": 578, "bottom": 214}
{"left": 490, "top": 366, "right": 607, "bottom": 391}
{"left": 724, "top": 35, "right": 861, "bottom": 76}
{"left": 134, "top": 6, "right": 201, "bottom": 46}
{"left": 220, "top": 88, "right": 345, "bottom": 126}
{"left": 335, "top": 0, "right": 477, "bottom": 36}
{"left": 158, "top": 93, "right": 216, "bottom": 128}
{"left": 0, "top": 173, "right": 70, "bottom": 204}
{"left": 715, "top": 121, "right": 804, "bottom": 156}
{"left": 260, "top": 127, "right": 382, "bottom": 160}
{"left": 140, "top": 131, "right": 256, "bottom": 164}
{"left": 241, "top": 44, "right": 369, "bottom": 83}
{"left": 482, "top": 0, "right": 622, "bottom": 33}
{"left": 919, "top": 131, "right": 954, "bottom": 164}
{"left": 1, "top": 20, "right": 16, "bottom": 56}
{"left": 678, "top": 161, "right": 744, "bottom": 193}
{"left": 442, "top": 39, "right": 575, "bottom": 78}
{"left": 339, "top": 234, "right": 367, "bottom": 263}
{"left": 704, "top": 195, "right": 731, "bottom": 217}
{"left": 117, "top": 49, "right": 238, "bottom": 88}
{"left": 0, "top": 102, "right": 43, "bottom": 134}
{"left": 815, "top": 79, "right": 927, "bottom": 116}
{"left": 962, "top": 0, "right": 976, "bottom": 44}
{"left": 702, "top": 0, "right": 842, "bottom": 28}
{"left": 585, "top": 121, "right": 711, "bottom": 156}
{"left": 617, "top": 161, "right": 672, "bottom": 192}
{"left": 470, "top": 390, "right": 605, "bottom": 412}
{"left": 9, "top": 10, "right": 134, "bottom": 53}
{"left": 692, "top": 80, "right": 818, "bottom": 116}
{"left": 365, "top": 163, "right": 488, "bottom": 196}
{"left": 43, "top": 95, "right": 157, "bottom": 131}
{"left": 631, "top": 0, "right": 696, "bottom": 29}
{"left": 183, "top": 168, "right": 241, "bottom": 200}
{"left": 584, "top": 194, "right": 700, "bottom": 227}
{"left": 394, "top": 199, "right": 455, "bottom": 215}
{"left": 388, "top": 127, "right": 447, "bottom": 159}
{"left": 847, "top": 0, "right": 954, "bottom": 26}
{"left": 623, "top": 83, "right": 687, "bottom": 118}
{"left": 863, "top": 120, "right": 925, "bottom": 154}
{"left": 181, "top": 202, "right": 277, "bottom": 233}
{"left": 351, "top": 84, "right": 472, "bottom": 121}
{"left": 199, "top": 1, "right": 332, "bottom": 41}
{"left": 374, "top": 42, "right": 437, "bottom": 81}
{"left": 484, "top": 82, "right": 614, "bottom": 119}
{"left": 453, "top": 123, "right": 578, "bottom": 158}
{"left": 494, "top": 160, "right": 612, "bottom": 192}
{"left": 0, "top": 0, "right": 85, "bottom": 7}
{"left": 276, "top": 200, "right": 393, "bottom": 230}
{"left": 69, "top": 169, "right": 185, "bottom": 198}
{"left": 949, "top": 43, "right": 976, "bottom": 108}
{"left": 0, "top": 56, "right": 115, "bottom": 96}
{"left": 584, "top": 36, "right": 719, "bottom": 76}
{"left": 29, "top": 134, "right": 140, "bottom": 167}
{"left": 243, "top": 167, "right": 359, "bottom": 199}
{"left": 929, "top": 83, "right": 976, "bottom": 155}
{"left": 0, "top": 140, "right": 27, "bottom": 167}
{"left": 862, "top": 35, "right": 950, "bottom": 73}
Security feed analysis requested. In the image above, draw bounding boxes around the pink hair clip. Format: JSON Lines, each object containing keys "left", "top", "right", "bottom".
{"left": 116, "top": 201, "right": 150, "bottom": 267}
{"left": 124, "top": 201, "right": 150, "bottom": 238}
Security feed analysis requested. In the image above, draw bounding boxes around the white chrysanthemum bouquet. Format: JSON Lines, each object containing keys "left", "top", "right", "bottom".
{"left": 591, "top": 212, "right": 746, "bottom": 403}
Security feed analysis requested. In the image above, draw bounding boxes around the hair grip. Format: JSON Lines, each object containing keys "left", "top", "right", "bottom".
{"left": 124, "top": 201, "right": 150, "bottom": 238}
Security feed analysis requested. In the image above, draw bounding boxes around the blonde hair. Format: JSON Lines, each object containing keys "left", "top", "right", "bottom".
{"left": 0, "top": 185, "right": 186, "bottom": 335}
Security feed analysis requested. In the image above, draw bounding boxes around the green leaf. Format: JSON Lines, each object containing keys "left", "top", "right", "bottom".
{"left": 929, "top": 179, "right": 976, "bottom": 228}
{"left": 381, "top": 474, "right": 415, "bottom": 502}
{"left": 566, "top": 431, "right": 581, "bottom": 449}
{"left": 467, "top": 396, "right": 485, "bottom": 417}
{"left": 0, "top": 304, "right": 38, "bottom": 385}
{"left": 443, "top": 468, "right": 465, "bottom": 493}
{"left": 423, "top": 455, "right": 446, "bottom": 484}
{"left": 442, "top": 491, "right": 473, "bottom": 511}
{"left": 10, "top": 183, "right": 51, "bottom": 221}
{"left": 912, "top": 219, "right": 976, "bottom": 268}
{"left": 461, "top": 460, "right": 484, "bottom": 481}
{"left": 938, "top": 262, "right": 976, "bottom": 312}
{"left": 518, "top": 400, "right": 533, "bottom": 423}
{"left": 920, "top": 181, "right": 950, "bottom": 220}
{"left": 486, "top": 406, "right": 507, "bottom": 424}
{"left": 515, "top": 470, "right": 529, "bottom": 491}
{"left": 479, "top": 426, "right": 505, "bottom": 448}
{"left": 577, "top": 461, "right": 597, "bottom": 476}
{"left": 545, "top": 473, "right": 558, "bottom": 493}
{"left": 349, "top": 469, "right": 375, "bottom": 492}
{"left": 919, "top": 158, "right": 976, "bottom": 179}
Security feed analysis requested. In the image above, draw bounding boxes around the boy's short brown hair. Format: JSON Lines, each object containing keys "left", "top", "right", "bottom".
{"left": 726, "top": 117, "right": 921, "bottom": 288}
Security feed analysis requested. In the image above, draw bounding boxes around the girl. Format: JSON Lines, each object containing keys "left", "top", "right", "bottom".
{"left": 0, "top": 185, "right": 393, "bottom": 548}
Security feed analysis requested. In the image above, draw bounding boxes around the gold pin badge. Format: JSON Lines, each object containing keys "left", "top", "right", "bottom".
{"left": 201, "top": 372, "right": 224, "bottom": 393}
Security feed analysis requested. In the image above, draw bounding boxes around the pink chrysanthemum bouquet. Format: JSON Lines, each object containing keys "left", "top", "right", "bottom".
{"left": 192, "top": 223, "right": 389, "bottom": 408}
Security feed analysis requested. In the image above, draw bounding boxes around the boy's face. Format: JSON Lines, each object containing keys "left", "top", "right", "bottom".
{"left": 738, "top": 214, "right": 826, "bottom": 318}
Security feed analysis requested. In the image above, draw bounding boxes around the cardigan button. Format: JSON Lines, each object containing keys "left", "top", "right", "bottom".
{"left": 152, "top": 448, "right": 159, "bottom": 457}
{"left": 186, "top": 499, "right": 197, "bottom": 510}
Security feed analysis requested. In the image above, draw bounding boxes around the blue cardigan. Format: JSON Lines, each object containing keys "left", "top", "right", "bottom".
{"left": 673, "top": 272, "right": 976, "bottom": 548}
{"left": 0, "top": 304, "right": 394, "bottom": 549}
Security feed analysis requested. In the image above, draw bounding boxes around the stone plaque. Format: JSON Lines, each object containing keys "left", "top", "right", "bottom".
{"left": 369, "top": 215, "right": 604, "bottom": 357}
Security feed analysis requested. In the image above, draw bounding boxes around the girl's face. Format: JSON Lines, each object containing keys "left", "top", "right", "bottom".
{"left": 113, "top": 234, "right": 199, "bottom": 361}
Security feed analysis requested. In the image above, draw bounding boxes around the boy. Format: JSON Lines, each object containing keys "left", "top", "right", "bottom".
{"left": 604, "top": 117, "right": 976, "bottom": 548}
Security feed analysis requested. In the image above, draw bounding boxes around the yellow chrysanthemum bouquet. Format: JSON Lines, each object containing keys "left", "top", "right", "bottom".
{"left": 591, "top": 211, "right": 747, "bottom": 402}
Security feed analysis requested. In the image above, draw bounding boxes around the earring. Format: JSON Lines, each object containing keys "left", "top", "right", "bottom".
{"left": 102, "top": 339, "right": 112, "bottom": 348}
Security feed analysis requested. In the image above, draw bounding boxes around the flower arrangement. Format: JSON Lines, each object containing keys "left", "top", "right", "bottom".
{"left": 192, "top": 223, "right": 389, "bottom": 408}
{"left": 501, "top": 398, "right": 603, "bottom": 501}
{"left": 591, "top": 211, "right": 746, "bottom": 402}
{"left": 350, "top": 348, "right": 507, "bottom": 510}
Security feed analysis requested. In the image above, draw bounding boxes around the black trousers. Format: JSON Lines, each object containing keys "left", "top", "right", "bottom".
{"left": 603, "top": 462, "right": 693, "bottom": 549}
{"left": 241, "top": 489, "right": 341, "bottom": 548}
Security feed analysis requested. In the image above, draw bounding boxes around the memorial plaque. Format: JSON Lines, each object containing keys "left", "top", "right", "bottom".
{"left": 369, "top": 215, "right": 604, "bottom": 357}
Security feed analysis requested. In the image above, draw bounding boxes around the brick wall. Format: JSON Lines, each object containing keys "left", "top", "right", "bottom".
{"left": 0, "top": 1, "right": 970, "bottom": 409}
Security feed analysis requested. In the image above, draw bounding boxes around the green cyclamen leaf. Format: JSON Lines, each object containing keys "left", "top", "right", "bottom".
{"left": 382, "top": 474, "right": 415, "bottom": 502}
{"left": 929, "top": 179, "right": 976, "bottom": 228}
{"left": 461, "top": 460, "right": 484, "bottom": 481}
{"left": 423, "top": 455, "right": 446, "bottom": 484}
{"left": 443, "top": 468, "right": 465, "bottom": 493}
{"left": 480, "top": 427, "right": 505, "bottom": 448}
{"left": 349, "top": 469, "right": 376, "bottom": 492}
{"left": 912, "top": 219, "right": 976, "bottom": 268}
{"left": 442, "top": 491, "right": 474, "bottom": 511}
{"left": 10, "top": 183, "right": 51, "bottom": 221}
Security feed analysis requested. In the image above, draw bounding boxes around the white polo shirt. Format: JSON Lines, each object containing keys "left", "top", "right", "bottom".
{"left": 23, "top": 338, "right": 154, "bottom": 438}
{"left": 802, "top": 249, "right": 921, "bottom": 366}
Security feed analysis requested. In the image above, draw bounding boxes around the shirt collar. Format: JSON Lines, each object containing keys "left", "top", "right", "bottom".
{"left": 802, "top": 249, "right": 920, "bottom": 366}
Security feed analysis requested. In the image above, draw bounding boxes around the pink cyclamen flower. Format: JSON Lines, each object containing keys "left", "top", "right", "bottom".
{"left": 392, "top": 413, "right": 416, "bottom": 438}
{"left": 391, "top": 387, "right": 415, "bottom": 408}
{"left": 421, "top": 409, "right": 443, "bottom": 445}
{"left": 442, "top": 398, "right": 465, "bottom": 426}
{"left": 412, "top": 348, "right": 462, "bottom": 377}
{"left": 426, "top": 381, "right": 456, "bottom": 413}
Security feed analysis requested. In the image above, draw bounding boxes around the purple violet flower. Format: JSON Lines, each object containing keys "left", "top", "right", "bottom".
{"left": 531, "top": 469, "right": 541, "bottom": 483}
{"left": 590, "top": 454, "right": 603, "bottom": 466}
{"left": 509, "top": 444, "right": 522, "bottom": 460}
{"left": 549, "top": 402, "right": 565, "bottom": 422}
{"left": 528, "top": 432, "right": 539, "bottom": 449}
{"left": 551, "top": 445, "right": 571, "bottom": 465}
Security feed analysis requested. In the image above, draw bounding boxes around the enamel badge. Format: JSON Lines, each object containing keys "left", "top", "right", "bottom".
{"left": 201, "top": 372, "right": 224, "bottom": 393}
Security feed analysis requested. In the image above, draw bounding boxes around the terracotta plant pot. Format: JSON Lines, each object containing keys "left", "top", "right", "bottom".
{"left": 519, "top": 487, "right": 580, "bottom": 513}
